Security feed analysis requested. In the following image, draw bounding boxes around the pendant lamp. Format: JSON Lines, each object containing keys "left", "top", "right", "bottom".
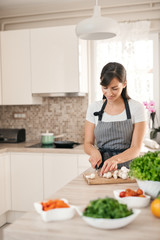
{"left": 75, "top": 0, "right": 118, "bottom": 40}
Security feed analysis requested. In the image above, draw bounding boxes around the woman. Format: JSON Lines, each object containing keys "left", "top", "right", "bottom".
{"left": 84, "top": 62, "right": 147, "bottom": 176}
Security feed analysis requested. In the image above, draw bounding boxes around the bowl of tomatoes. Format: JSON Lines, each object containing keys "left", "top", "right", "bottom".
{"left": 113, "top": 188, "right": 151, "bottom": 208}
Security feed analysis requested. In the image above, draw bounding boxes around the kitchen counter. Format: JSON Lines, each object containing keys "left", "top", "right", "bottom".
{"left": 0, "top": 142, "right": 85, "bottom": 154}
{"left": 0, "top": 142, "right": 159, "bottom": 155}
{"left": 3, "top": 172, "right": 160, "bottom": 240}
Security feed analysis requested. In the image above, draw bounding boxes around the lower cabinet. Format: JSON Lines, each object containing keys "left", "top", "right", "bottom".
{"left": 0, "top": 153, "right": 10, "bottom": 215}
{"left": 10, "top": 153, "right": 43, "bottom": 211}
{"left": 77, "top": 154, "right": 90, "bottom": 175}
{"left": 43, "top": 153, "right": 78, "bottom": 199}
{"left": 7, "top": 152, "right": 89, "bottom": 213}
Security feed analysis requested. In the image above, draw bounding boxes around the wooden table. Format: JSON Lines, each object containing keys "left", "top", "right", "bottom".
{"left": 3, "top": 173, "right": 160, "bottom": 240}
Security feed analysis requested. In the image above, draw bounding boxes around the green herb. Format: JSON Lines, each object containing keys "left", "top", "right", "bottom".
{"left": 129, "top": 151, "right": 160, "bottom": 181}
{"left": 83, "top": 198, "right": 133, "bottom": 219}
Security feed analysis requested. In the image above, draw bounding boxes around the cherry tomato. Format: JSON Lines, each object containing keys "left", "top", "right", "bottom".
{"left": 139, "top": 194, "right": 146, "bottom": 198}
{"left": 136, "top": 188, "right": 143, "bottom": 195}
{"left": 130, "top": 190, "right": 138, "bottom": 196}
{"left": 125, "top": 189, "right": 132, "bottom": 193}
{"left": 119, "top": 191, "right": 126, "bottom": 198}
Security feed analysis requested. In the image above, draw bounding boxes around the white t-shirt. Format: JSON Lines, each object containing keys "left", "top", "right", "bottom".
{"left": 86, "top": 99, "right": 147, "bottom": 125}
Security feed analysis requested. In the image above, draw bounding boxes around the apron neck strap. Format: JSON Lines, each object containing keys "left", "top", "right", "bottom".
{"left": 124, "top": 98, "right": 131, "bottom": 119}
{"left": 94, "top": 99, "right": 107, "bottom": 121}
{"left": 94, "top": 98, "right": 131, "bottom": 121}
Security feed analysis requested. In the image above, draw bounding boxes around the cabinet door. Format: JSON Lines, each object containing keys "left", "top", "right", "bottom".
{"left": 10, "top": 153, "right": 43, "bottom": 211}
{"left": 77, "top": 154, "right": 90, "bottom": 175}
{"left": 0, "top": 32, "right": 2, "bottom": 105}
{"left": 1, "top": 30, "right": 41, "bottom": 105}
{"left": 0, "top": 153, "right": 10, "bottom": 215}
{"left": 0, "top": 154, "right": 6, "bottom": 215}
{"left": 30, "top": 25, "right": 79, "bottom": 94}
{"left": 43, "top": 153, "right": 78, "bottom": 199}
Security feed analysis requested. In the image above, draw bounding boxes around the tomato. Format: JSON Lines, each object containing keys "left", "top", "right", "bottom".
{"left": 119, "top": 191, "right": 126, "bottom": 198}
{"left": 130, "top": 190, "right": 138, "bottom": 196}
{"left": 138, "top": 194, "right": 146, "bottom": 198}
{"left": 136, "top": 188, "right": 143, "bottom": 195}
{"left": 151, "top": 196, "right": 160, "bottom": 218}
{"left": 125, "top": 189, "right": 132, "bottom": 193}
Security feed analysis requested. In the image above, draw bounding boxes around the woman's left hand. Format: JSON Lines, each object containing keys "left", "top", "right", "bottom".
{"left": 100, "top": 157, "right": 119, "bottom": 176}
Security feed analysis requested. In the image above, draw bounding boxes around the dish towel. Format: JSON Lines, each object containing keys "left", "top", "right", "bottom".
{"left": 143, "top": 138, "right": 160, "bottom": 149}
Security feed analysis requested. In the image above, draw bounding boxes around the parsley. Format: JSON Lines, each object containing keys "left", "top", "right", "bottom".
{"left": 83, "top": 198, "right": 133, "bottom": 219}
{"left": 129, "top": 151, "right": 160, "bottom": 181}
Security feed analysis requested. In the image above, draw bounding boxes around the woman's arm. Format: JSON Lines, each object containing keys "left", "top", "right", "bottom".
{"left": 100, "top": 121, "right": 147, "bottom": 175}
{"left": 84, "top": 120, "right": 102, "bottom": 168}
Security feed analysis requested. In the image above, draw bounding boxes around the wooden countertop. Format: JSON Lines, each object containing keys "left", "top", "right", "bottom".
{"left": 3, "top": 173, "right": 160, "bottom": 240}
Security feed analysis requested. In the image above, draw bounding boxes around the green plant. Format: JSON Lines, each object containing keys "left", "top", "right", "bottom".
{"left": 83, "top": 198, "right": 133, "bottom": 219}
{"left": 129, "top": 151, "right": 160, "bottom": 181}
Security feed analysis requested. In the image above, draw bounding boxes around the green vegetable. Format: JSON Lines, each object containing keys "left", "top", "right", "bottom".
{"left": 129, "top": 151, "right": 160, "bottom": 181}
{"left": 83, "top": 198, "right": 133, "bottom": 219}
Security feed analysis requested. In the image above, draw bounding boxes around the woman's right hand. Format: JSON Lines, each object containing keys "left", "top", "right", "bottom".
{"left": 89, "top": 149, "right": 102, "bottom": 169}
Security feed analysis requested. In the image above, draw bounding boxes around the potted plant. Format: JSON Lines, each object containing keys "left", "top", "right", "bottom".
{"left": 150, "top": 127, "right": 160, "bottom": 144}
{"left": 143, "top": 100, "right": 160, "bottom": 144}
{"left": 129, "top": 151, "right": 160, "bottom": 199}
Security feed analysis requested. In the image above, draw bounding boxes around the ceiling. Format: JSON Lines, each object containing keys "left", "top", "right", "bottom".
{"left": 0, "top": 0, "right": 155, "bottom": 18}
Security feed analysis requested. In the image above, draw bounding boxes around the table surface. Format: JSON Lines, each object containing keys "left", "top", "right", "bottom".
{"left": 3, "top": 172, "right": 160, "bottom": 240}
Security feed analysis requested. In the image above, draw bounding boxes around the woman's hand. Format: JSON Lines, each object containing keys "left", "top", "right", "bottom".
{"left": 89, "top": 148, "right": 102, "bottom": 169}
{"left": 100, "top": 157, "right": 119, "bottom": 175}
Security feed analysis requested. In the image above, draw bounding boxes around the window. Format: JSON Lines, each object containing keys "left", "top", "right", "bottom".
{"left": 88, "top": 32, "right": 160, "bottom": 124}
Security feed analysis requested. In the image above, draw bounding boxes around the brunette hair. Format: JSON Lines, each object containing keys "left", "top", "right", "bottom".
{"left": 100, "top": 62, "right": 130, "bottom": 99}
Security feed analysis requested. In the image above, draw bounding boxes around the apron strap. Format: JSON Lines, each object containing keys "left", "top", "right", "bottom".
{"left": 124, "top": 98, "right": 131, "bottom": 119}
{"left": 94, "top": 98, "right": 131, "bottom": 121}
{"left": 93, "top": 99, "right": 107, "bottom": 121}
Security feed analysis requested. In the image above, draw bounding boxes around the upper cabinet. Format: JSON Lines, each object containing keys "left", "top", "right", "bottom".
{"left": 30, "top": 25, "right": 88, "bottom": 94}
{"left": 1, "top": 29, "right": 42, "bottom": 105}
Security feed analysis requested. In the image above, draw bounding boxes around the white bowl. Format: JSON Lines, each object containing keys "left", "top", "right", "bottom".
{"left": 136, "top": 179, "right": 160, "bottom": 199}
{"left": 76, "top": 206, "right": 141, "bottom": 229}
{"left": 34, "top": 198, "right": 75, "bottom": 222}
{"left": 113, "top": 189, "right": 151, "bottom": 208}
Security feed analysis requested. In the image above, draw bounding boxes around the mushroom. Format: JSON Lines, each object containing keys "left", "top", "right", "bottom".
{"left": 86, "top": 173, "right": 95, "bottom": 179}
{"left": 103, "top": 172, "right": 112, "bottom": 179}
{"left": 113, "top": 170, "right": 119, "bottom": 179}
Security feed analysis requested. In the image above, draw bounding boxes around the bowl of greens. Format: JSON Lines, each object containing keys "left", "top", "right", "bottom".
{"left": 129, "top": 151, "right": 160, "bottom": 199}
{"left": 77, "top": 198, "right": 140, "bottom": 229}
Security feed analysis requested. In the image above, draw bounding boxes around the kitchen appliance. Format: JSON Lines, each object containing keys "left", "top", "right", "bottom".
{"left": 0, "top": 128, "right": 26, "bottom": 143}
{"left": 28, "top": 141, "right": 80, "bottom": 149}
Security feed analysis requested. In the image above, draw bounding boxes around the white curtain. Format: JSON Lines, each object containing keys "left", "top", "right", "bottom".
{"left": 89, "top": 20, "right": 152, "bottom": 103}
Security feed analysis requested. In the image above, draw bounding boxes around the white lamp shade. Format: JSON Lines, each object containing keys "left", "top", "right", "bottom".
{"left": 75, "top": 5, "right": 118, "bottom": 40}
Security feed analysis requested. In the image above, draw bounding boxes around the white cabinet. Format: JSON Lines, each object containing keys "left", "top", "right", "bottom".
{"left": 43, "top": 153, "right": 78, "bottom": 199}
{"left": 77, "top": 154, "right": 90, "bottom": 175}
{"left": 0, "top": 32, "right": 2, "bottom": 105}
{"left": 30, "top": 25, "right": 88, "bottom": 94}
{"left": 0, "top": 153, "right": 10, "bottom": 215}
{"left": 10, "top": 153, "right": 43, "bottom": 211}
{"left": 1, "top": 29, "right": 42, "bottom": 105}
{"left": 9, "top": 151, "right": 88, "bottom": 212}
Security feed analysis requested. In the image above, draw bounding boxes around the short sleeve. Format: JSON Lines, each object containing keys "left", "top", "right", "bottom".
{"left": 129, "top": 100, "right": 147, "bottom": 124}
{"left": 86, "top": 102, "right": 96, "bottom": 124}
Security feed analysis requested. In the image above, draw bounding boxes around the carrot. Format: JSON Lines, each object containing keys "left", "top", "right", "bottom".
{"left": 41, "top": 199, "right": 70, "bottom": 211}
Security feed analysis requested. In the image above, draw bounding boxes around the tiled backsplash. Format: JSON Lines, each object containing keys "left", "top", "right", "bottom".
{"left": 0, "top": 96, "right": 88, "bottom": 143}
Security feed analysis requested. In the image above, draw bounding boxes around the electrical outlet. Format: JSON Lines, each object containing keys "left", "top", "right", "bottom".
{"left": 13, "top": 113, "right": 26, "bottom": 119}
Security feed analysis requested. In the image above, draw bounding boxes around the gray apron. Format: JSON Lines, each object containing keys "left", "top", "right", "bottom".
{"left": 94, "top": 98, "right": 133, "bottom": 169}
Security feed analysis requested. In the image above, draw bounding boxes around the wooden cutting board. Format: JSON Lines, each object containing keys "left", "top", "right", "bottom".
{"left": 83, "top": 171, "right": 136, "bottom": 185}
